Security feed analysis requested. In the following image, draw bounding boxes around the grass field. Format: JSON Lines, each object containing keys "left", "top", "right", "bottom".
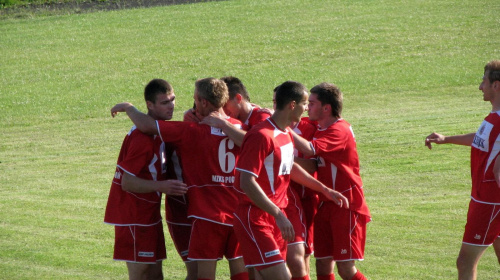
{"left": 1, "top": 0, "right": 500, "bottom": 279}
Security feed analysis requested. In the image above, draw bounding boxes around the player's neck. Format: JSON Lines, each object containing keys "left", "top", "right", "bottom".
{"left": 239, "top": 101, "right": 252, "bottom": 122}
{"left": 271, "top": 111, "right": 291, "bottom": 131}
{"left": 318, "top": 116, "right": 340, "bottom": 129}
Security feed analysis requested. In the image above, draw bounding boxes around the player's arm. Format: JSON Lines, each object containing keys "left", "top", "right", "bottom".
{"left": 294, "top": 156, "right": 317, "bottom": 174}
{"left": 493, "top": 155, "right": 500, "bottom": 189}
{"left": 121, "top": 172, "right": 188, "bottom": 195}
{"left": 111, "top": 102, "right": 157, "bottom": 135}
{"left": 290, "top": 129, "right": 315, "bottom": 157}
{"left": 425, "top": 132, "right": 475, "bottom": 149}
{"left": 290, "top": 163, "right": 349, "bottom": 209}
{"left": 201, "top": 112, "right": 246, "bottom": 146}
{"left": 239, "top": 171, "right": 295, "bottom": 241}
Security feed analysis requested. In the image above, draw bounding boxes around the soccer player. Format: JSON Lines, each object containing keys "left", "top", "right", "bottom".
{"left": 291, "top": 83, "right": 371, "bottom": 280}
{"left": 425, "top": 60, "right": 500, "bottom": 280}
{"left": 111, "top": 77, "right": 249, "bottom": 280}
{"left": 233, "top": 81, "right": 349, "bottom": 280}
{"left": 104, "top": 79, "right": 188, "bottom": 280}
{"left": 273, "top": 89, "right": 319, "bottom": 280}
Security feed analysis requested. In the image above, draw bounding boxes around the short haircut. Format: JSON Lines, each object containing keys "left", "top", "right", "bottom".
{"left": 221, "top": 76, "right": 250, "bottom": 101}
{"left": 274, "top": 81, "right": 307, "bottom": 110}
{"left": 144, "top": 79, "right": 173, "bottom": 104}
{"left": 310, "top": 82, "right": 343, "bottom": 118}
{"left": 195, "top": 77, "right": 229, "bottom": 109}
{"left": 485, "top": 60, "right": 500, "bottom": 83}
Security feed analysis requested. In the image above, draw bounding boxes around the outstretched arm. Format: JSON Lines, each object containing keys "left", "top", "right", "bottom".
{"left": 111, "top": 102, "right": 157, "bottom": 135}
{"left": 425, "top": 132, "right": 475, "bottom": 149}
{"left": 239, "top": 171, "right": 295, "bottom": 241}
{"left": 290, "top": 129, "right": 315, "bottom": 157}
{"left": 121, "top": 172, "right": 188, "bottom": 195}
{"left": 290, "top": 162, "right": 349, "bottom": 209}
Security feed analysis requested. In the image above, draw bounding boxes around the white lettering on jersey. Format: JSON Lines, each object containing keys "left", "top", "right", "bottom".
{"left": 211, "top": 175, "right": 235, "bottom": 183}
{"left": 218, "top": 138, "right": 236, "bottom": 173}
{"left": 265, "top": 249, "right": 280, "bottom": 258}
{"left": 279, "top": 142, "right": 294, "bottom": 176}
{"left": 473, "top": 120, "right": 492, "bottom": 152}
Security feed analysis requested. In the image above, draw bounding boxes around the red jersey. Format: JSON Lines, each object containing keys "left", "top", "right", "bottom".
{"left": 290, "top": 119, "right": 317, "bottom": 198}
{"left": 104, "top": 126, "right": 165, "bottom": 226}
{"left": 156, "top": 118, "right": 242, "bottom": 225}
{"left": 242, "top": 106, "right": 272, "bottom": 131}
{"left": 310, "top": 119, "right": 371, "bottom": 218}
{"left": 164, "top": 145, "right": 190, "bottom": 225}
{"left": 470, "top": 111, "right": 500, "bottom": 204}
{"left": 236, "top": 118, "right": 294, "bottom": 209}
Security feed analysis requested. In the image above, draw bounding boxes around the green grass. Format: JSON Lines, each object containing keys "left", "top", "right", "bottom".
{"left": 1, "top": 0, "right": 500, "bottom": 279}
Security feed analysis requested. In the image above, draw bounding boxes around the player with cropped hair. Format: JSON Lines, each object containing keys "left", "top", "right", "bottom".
{"left": 104, "top": 79, "right": 188, "bottom": 280}
{"left": 291, "top": 82, "right": 371, "bottom": 280}
{"left": 425, "top": 60, "right": 500, "bottom": 280}
{"left": 233, "top": 81, "right": 349, "bottom": 280}
{"left": 111, "top": 77, "right": 249, "bottom": 280}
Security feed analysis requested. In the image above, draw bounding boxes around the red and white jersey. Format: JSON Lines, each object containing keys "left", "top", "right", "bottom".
{"left": 310, "top": 119, "right": 371, "bottom": 218}
{"left": 242, "top": 106, "right": 272, "bottom": 131}
{"left": 291, "top": 118, "right": 318, "bottom": 199}
{"left": 156, "top": 118, "right": 242, "bottom": 225}
{"left": 236, "top": 118, "right": 294, "bottom": 209}
{"left": 470, "top": 111, "right": 500, "bottom": 204}
{"left": 104, "top": 126, "right": 165, "bottom": 226}
{"left": 164, "top": 144, "right": 190, "bottom": 225}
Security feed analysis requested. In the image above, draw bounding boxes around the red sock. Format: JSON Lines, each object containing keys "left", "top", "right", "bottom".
{"left": 291, "top": 275, "right": 310, "bottom": 280}
{"left": 317, "top": 274, "right": 335, "bottom": 280}
{"left": 351, "top": 270, "right": 367, "bottom": 280}
{"left": 231, "top": 272, "right": 249, "bottom": 280}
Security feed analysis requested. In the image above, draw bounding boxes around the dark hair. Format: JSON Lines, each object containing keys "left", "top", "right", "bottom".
{"left": 310, "top": 82, "right": 343, "bottom": 118}
{"left": 144, "top": 79, "right": 173, "bottom": 103}
{"left": 274, "top": 81, "right": 307, "bottom": 110}
{"left": 195, "top": 77, "right": 229, "bottom": 108}
{"left": 485, "top": 60, "right": 500, "bottom": 83}
{"left": 221, "top": 76, "right": 250, "bottom": 101}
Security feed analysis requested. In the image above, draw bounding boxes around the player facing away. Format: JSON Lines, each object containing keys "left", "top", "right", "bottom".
{"left": 425, "top": 60, "right": 500, "bottom": 280}
{"left": 291, "top": 83, "right": 371, "bottom": 280}
{"left": 111, "top": 77, "right": 249, "bottom": 280}
{"left": 233, "top": 81, "right": 349, "bottom": 280}
{"left": 104, "top": 79, "right": 188, "bottom": 280}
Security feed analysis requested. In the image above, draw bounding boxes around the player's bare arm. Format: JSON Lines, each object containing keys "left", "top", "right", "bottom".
{"left": 201, "top": 112, "right": 246, "bottom": 147}
{"left": 290, "top": 129, "right": 314, "bottom": 157}
{"left": 425, "top": 132, "right": 475, "bottom": 149}
{"left": 294, "top": 156, "right": 317, "bottom": 174}
{"left": 239, "top": 171, "right": 295, "bottom": 241}
{"left": 111, "top": 102, "right": 158, "bottom": 135}
{"left": 121, "top": 173, "right": 188, "bottom": 195}
{"left": 290, "top": 162, "right": 349, "bottom": 209}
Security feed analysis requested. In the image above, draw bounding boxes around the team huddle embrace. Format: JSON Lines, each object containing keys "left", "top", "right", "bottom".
{"left": 105, "top": 76, "right": 372, "bottom": 280}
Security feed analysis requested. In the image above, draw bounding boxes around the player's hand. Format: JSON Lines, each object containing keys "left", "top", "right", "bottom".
{"left": 425, "top": 132, "right": 446, "bottom": 149}
{"left": 111, "top": 102, "right": 134, "bottom": 118}
{"left": 324, "top": 189, "right": 349, "bottom": 209}
{"left": 183, "top": 108, "right": 202, "bottom": 123}
{"left": 158, "top": 180, "right": 188, "bottom": 196}
{"left": 274, "top": 211, "right": 295, "bottom": 242}
{"left": 200, "top": 112, "right": 226, "bottom": 128}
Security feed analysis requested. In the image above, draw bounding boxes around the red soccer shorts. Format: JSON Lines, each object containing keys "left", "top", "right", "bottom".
{"left": 301, "top": 194, "right": 319, "bottom": 255}
{"left": 187, "top": 218, "right": 242, "bottom": 261}
{"left": 167, "top": 222, "right": 192, "bottom": 262}
{"left": 463, "top": 199, "right": 500, "bottom": 246}
{"left": 233, "top": 204, "right": 287, "bottom": 270}
{"left": 113, "top": 222, "right": 166, "bottom": 263}
{"left": 314, "top": 201, "right": 368, "bottom": 261}
{"left": 285, "top": 187, "right": 307, "bottom": 246}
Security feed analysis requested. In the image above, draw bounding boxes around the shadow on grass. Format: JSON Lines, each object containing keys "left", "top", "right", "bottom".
{"left": 1, "top": 0, "right": 223, "bottom": 19}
